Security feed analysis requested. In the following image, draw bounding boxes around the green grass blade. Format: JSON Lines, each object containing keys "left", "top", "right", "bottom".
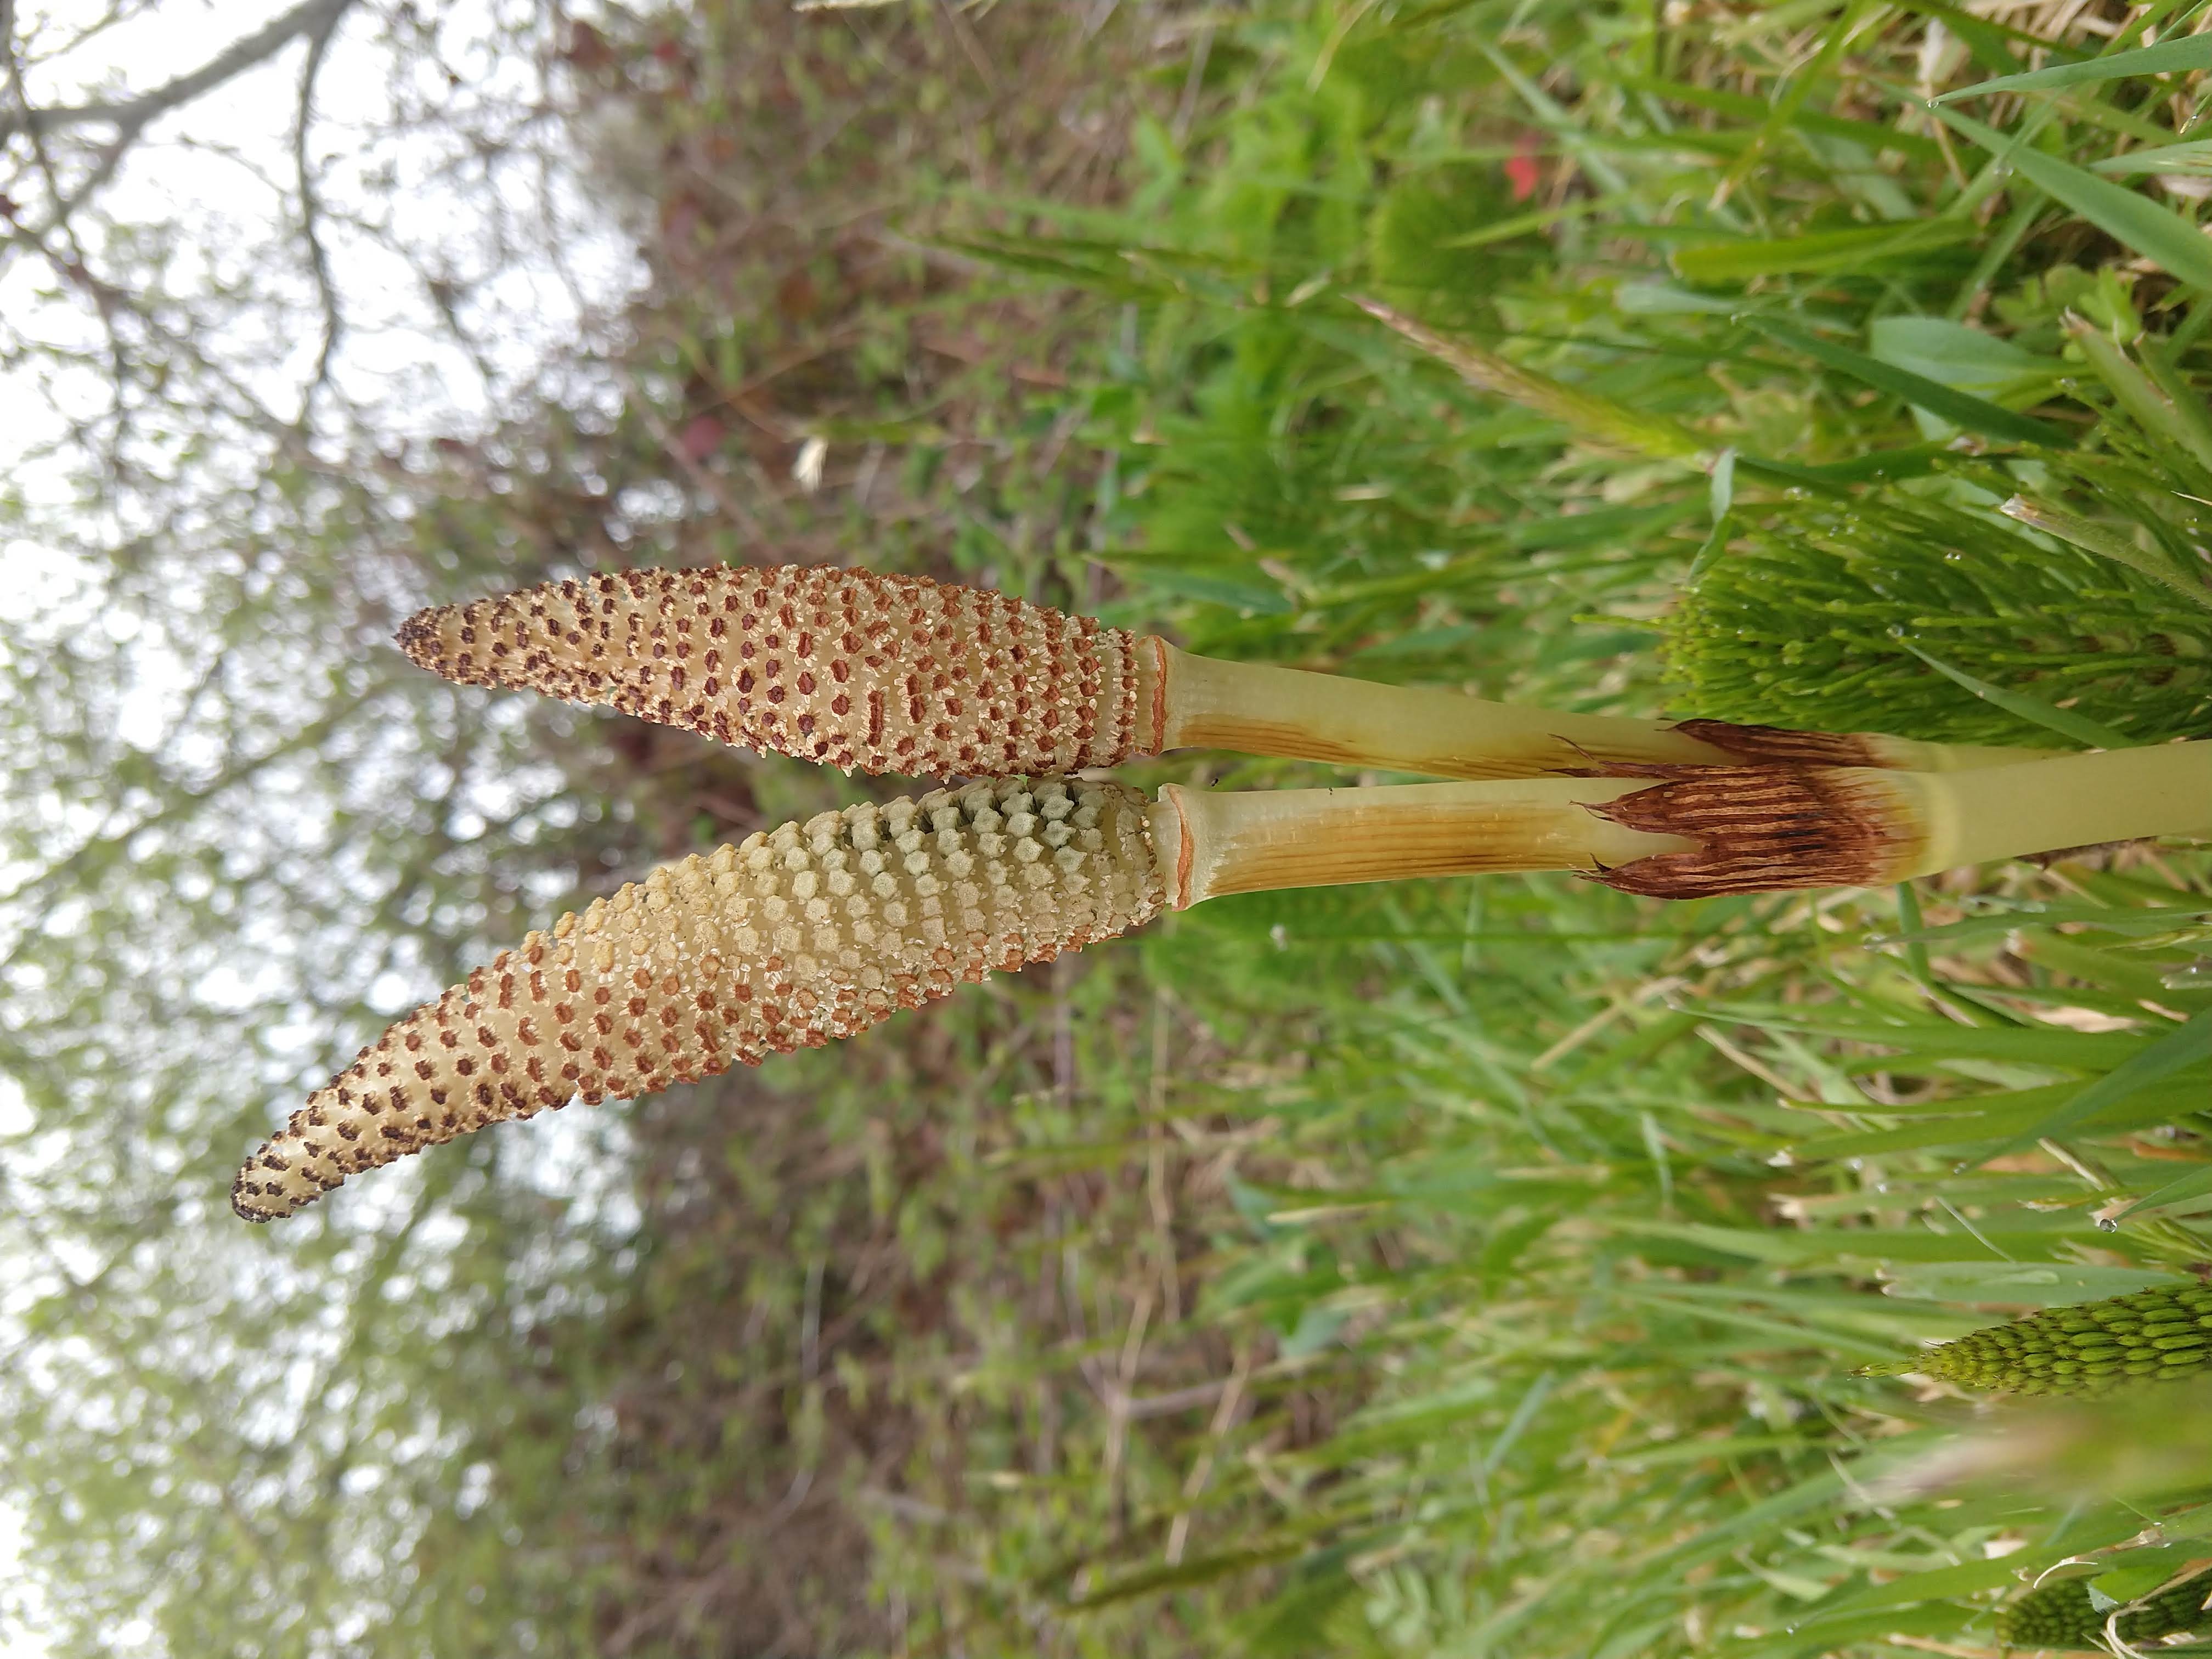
{"left": 1744, "top": 316, "right": 2068, "bottom": 445}
{"left": 1880, "top": 1261, "right": 2183, "bottom": 1304}
{"left": 2001, "top": 496, "right": 2212, "bottom": 613}
{"left": 2069, "top": 315, "right": 2212, "bottom": 485}
{"left": 1891, "top": 638, "right": 2131, "bottom": 747}
{"left": 1933, "top": 105, "right": 2212, "bottom": 291}
{"left": 1064, "top": 1541, "right": 1311, "bottom": 1609}
{"left": 1895, "top": 0, "right": 2091, "bottom": 77}
{"left": 1353, "top": 295, "right": 1713, "bottom": 461}
{"left": 1732, "top": 444, "right": 1952, "bottom": 486}
{"left": 1986, "top": 1008, "right": 2212, "bottom": 1163}
{"left": 1875, "top": 902, "right": 2212, "bottom": 947}
{"left": 2139, "top": 344, "right": 2212, "bottom": 471}
{"left": 2094, "top": 138, "right": 2212, "bottom": 176}
{"left": 1716, "top": 0, "right": 1877, "bottom": 198}
{"left": 2115, "top": 1160, "right": 2212, "bottom": 1222}
{"left": 1620, "top": 73, "right": 1945, "bottom": 162}
{"left": 1932, "top": 31, "right": 2212, "bottom": 103}
{"left": 1672, "top": 220, "right": 1977, "bottom": 281}
{"left": 1437, "top": 193, "right": 1628, "bottom": 249}
{"left": 1789, "top": 1075, "right": 2210, "bottom": 1146}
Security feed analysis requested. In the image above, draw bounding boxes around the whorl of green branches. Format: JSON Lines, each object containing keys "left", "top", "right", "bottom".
{"left": 1365, "top": 162, "right": 1541, "bottom": 325}
{"left": 1995, "top": 1565, "right": 2212, "bottom": 1651}
{"left": 1664, "top": 481, "right": 2212, "bottom": 747}
{"left": 1869, "top": 1284, "right": 2212, "bottom": 1396}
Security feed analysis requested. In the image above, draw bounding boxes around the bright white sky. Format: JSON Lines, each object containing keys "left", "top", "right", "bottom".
{"left": 3, "top": 0, "right": 645, "bottom": 479}
{"left": 0, "top": 1, "right": 647, "bottom": 1649}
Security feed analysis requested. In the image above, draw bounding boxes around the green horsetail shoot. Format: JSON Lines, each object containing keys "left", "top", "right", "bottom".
{"left": 1867, "top": 1284, "right": 2212, "bottom": 1397}
{"left": 1995, "top": 1565, "right": 2212, "bottom": 1651}
{"left": 1664, "top": 487, "right": 2212, "bottom": 749}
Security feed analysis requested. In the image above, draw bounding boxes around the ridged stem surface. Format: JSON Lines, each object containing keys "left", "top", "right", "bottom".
{"left": 1150, "top": 644, "right": 1742, "bottom": 777}
{"left": 1158, "top": 650, "right": 2047, "bottom": 779}
{"left": 1908, "top": 741, "right": 2212, "bottom": 874}
{"left": 1153, "top": 777, "right": 1693, "bottom": 908}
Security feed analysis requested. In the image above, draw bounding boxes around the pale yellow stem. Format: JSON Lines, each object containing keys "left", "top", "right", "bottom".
{"left": 1903, "top": 741, "right": 2212, "bottom": 876}
{"left": 1140, "top": 642, "right": 1729, "bottom": 775}
{"left": 1135, "top": 641, "right": 2051, "bottom": 780}
{"left": 1857, "top": 734, "right": 2067, "bottom": 773}
{"left": 1148, "top": 777, "right": 1696, "bottom": 909}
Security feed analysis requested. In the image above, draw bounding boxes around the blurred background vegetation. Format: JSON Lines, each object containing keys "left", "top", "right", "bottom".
{"left": 4, "top": 0, "right": 2212, "bottom": 1654}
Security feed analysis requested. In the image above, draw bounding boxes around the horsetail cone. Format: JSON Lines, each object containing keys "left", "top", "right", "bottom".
{"left": 233, "top": 777, "right": 1164, "bottom": 1221}
{"left": 1995, "top": 1566, "right": 2212, "bottom": 1650}
{"left": 398, "top": 565, "right": 2046, "bottom": 784}
{"left": 395, "top": 565, "right": 1144, "bottom": 777}
{"left": 235, "top": 769, "right": 1717, "bottom": 1221}
{"left": 1864, "top": 1284, "right": 2212, "bottom": 1397}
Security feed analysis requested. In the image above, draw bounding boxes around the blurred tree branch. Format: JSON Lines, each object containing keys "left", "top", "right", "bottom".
{"left": 292, "top": 0, "right": 351, "bottom": 417}
{"left": 0, "top": 0, "right": 356, "bottom": 145}
{"left": 0, "top": 2, "right": 1210, "bottom": 1651}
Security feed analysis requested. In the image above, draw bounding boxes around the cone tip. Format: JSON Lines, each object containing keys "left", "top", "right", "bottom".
{"left": 394, "top": 603, "right": 455, "bottom": 672}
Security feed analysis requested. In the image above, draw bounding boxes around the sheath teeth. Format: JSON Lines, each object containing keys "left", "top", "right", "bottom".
{"left": 396, "top": 563, "right": 1144, "bottom": 778}
{"left": 232, "top": 777, "right": 1164, "bottom": 1221}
